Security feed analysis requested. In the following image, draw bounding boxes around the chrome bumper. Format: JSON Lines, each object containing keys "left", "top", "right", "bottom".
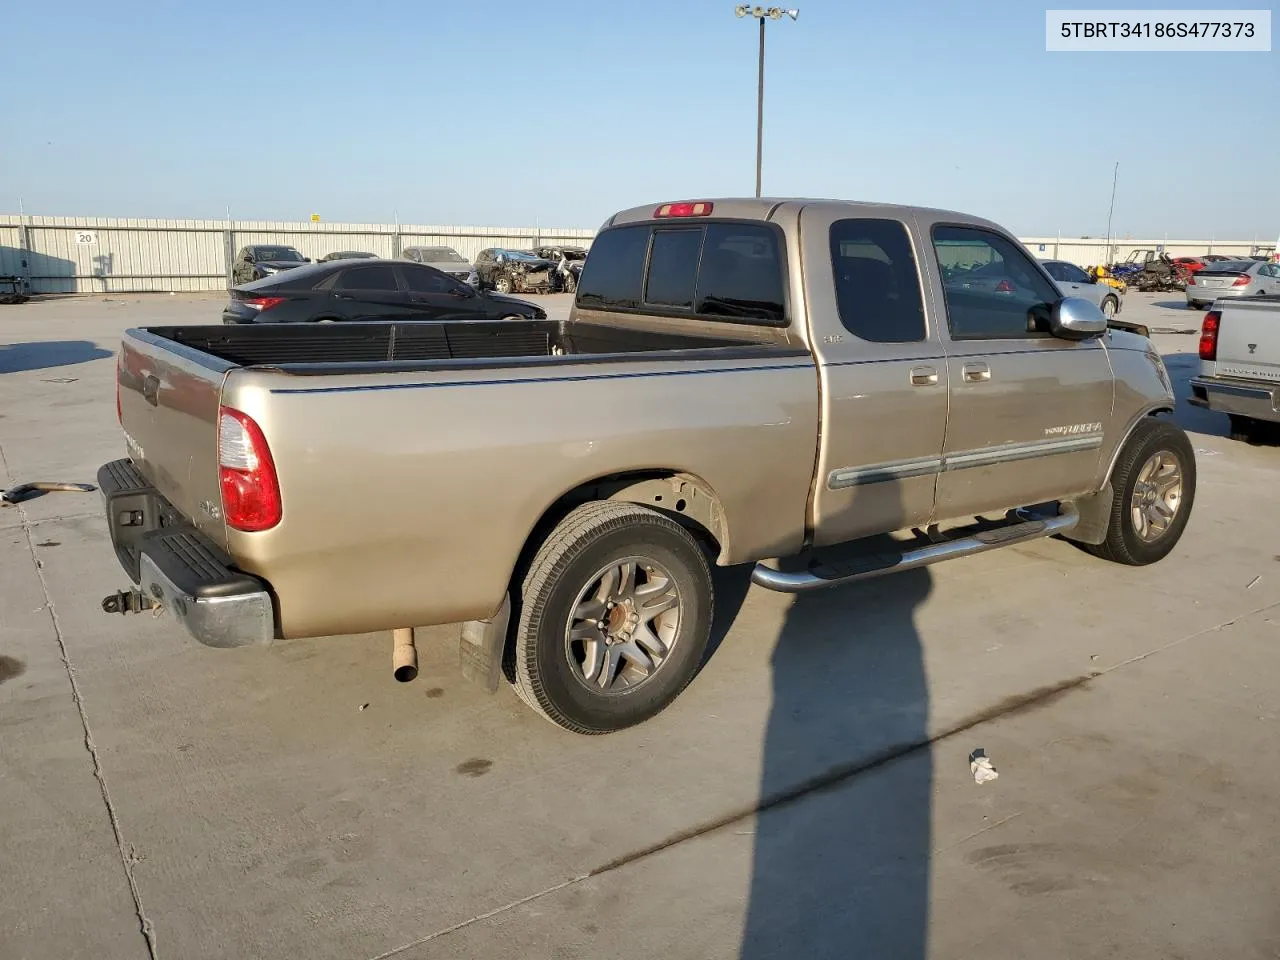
{"left": 99, "top": 458, "right": 277, "bottom": 648}
{"left": 1188, "top": 376, "right": 1280, "bottom": 423}
{"left": 137, "top": 552, "right": 275, "bottom": 648}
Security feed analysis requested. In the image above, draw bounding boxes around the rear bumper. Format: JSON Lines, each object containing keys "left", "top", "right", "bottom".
{"left": 1186, "top": 285, "right": 1248, "bottom": 304}
{"left": 98, "top": 459, "right": 276, "bottom": 647}
{"left": 1187, "top": 376, "right": 1280, "bottom": 423}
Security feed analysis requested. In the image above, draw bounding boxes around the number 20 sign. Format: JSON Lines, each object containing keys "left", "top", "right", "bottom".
{"left": 75, "top": 231, "right": 97, "bottom": 245}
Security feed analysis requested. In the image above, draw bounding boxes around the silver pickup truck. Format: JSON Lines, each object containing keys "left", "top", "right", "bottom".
{"left": 99, "top": 198, "right": 1196, "bottom": 734}
{"left": 1188, "top": 297, "right": 1280, "bottom": 443}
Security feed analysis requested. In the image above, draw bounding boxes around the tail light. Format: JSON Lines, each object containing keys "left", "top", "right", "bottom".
{"left": 217, "top": 406, "right": 281, "bottom": 531}
{"left": 654, "top": 201, "right": 714, "bottom": 218}
{"left": 1231, "top": 274, "right": 1251, "bottom": 287}
{"left": 244, "top": 296, "right": 286, "bottom": 311}
{"left": 994, "top": 279, "right": 1015, "bottom": 293}
{"left": 1198, "top": 310, "right": 1220, "bottom": 361}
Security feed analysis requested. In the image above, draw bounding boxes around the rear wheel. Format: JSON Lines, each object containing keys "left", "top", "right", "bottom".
{"left": 1086, "top": 419, "right": 1195, "bottom": 565}
{"left": 563, "top": 274, "right": 577, "bottom": 294}
{"left": 1102, "top": 296, "right": 1117, "bottom": 319}
{"left": 512, "top": 501, "right": 713, "bottom": 734}
{"left": 1187, "top": 301, "right": 1205, "bottom": 310}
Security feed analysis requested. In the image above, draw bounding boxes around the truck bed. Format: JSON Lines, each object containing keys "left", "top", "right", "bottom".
{"left": 148, "top": 319, "right": 766, "bottom": 372}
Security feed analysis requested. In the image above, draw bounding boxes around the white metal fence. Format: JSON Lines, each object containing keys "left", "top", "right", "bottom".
{"left": 0, "top": 216, "right": 596, "bottom": 294}
{"left": 0, "top": 214, "right": 1271, "bottom": 294}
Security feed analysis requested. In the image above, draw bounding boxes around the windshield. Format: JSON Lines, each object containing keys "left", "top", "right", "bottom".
{"left": 255, "top": 246, "right": 305, "bottom": 262}
{"left": 414, "top": 247, "right": 466, "bottom": 263}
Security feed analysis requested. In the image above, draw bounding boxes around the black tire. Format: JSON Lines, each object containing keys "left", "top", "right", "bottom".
{"left": 1102, "top": 296, "right": 1118, "bottom": 319}
{"left": 512, "top": 501, "right": 713, "bottom": 734}
{"left": 1086, "top": 418, "right": 1195, "bottom": 566}
{"left": 494, "top": 275, "right": 514, "bottom": 295}
{"left": 1187, "top": 301, "right": 1205, "bottom": 310}
{"left": 563, "top": 274, "right": 577, "bottom": 295}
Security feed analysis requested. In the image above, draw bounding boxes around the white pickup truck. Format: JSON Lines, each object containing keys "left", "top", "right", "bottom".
{"left": 1190, "top": 297, "right": 1280, "bottom": 442}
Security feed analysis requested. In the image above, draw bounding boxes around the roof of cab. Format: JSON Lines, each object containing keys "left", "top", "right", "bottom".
{"left": 603, "top": 197, "right": 999, "bottom": 231}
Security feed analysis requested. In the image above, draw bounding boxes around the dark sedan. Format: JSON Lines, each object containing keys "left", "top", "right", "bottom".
{"left": 221, "top": 259, "right": 546, "bottom": 325}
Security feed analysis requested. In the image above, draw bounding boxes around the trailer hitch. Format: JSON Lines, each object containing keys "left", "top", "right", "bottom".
{"left": 101, "top": 588, "right": 162, "bottom": 616}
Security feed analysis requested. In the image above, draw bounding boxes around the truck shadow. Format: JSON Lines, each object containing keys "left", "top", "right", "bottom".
{"left": 0, "top": 341, "right": 114, "bottom": 374}
{"left": 737, "top": 481, "right": 933, "bottom": 958}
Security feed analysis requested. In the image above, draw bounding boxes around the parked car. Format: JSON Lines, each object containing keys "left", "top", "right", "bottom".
{"left": 1185, "top": 260, "right": 1280, "bottom": 309}
{"left": 102, "top": 197, "right": 1193, "bottom": 734}
{"left": 1172, "top": 257, "right": 1207, "bottom": 274}
{"left": 534, "top": 245, "right": 588, "bottom": 293}
{"left": 475, "top": 248, "right": 557, "bottom": 294}
{"left": 1040, "top": 259, "right": 1123, "bottom": 318}
{"left": 220, "top": 258, "right": 545, "bottom": 324}
{"left": 401, "top": 246, "right": 479, "bottom": 287}
{"left": 1200, "top": 254, "right": 1237, "bottom": 264}
{"left": 318, "top": 251, "right": 376, "bottom": 262}
{"left": 1189, "top": 297, "right": 1280, "bottom": 443}
{"left": 231, "top": 245, "right": 310, "bottom": 285}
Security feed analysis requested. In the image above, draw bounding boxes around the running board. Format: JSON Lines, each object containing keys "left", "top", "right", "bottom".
{"left": 751, "top": 507, "right": 1079, "bottom": 594}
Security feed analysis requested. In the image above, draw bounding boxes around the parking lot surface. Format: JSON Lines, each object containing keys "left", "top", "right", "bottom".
{"left": 2, "top": 292, "right": 1278, "bottom": 960}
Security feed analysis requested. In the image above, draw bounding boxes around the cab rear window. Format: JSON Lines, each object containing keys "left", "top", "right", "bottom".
{"left": 577, "top": 222, "right": 786, "bottom": 325}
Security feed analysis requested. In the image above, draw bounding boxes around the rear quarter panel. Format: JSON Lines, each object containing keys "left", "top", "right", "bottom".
{"left": 222, "top": 355, "right": 819, "bottom": 639}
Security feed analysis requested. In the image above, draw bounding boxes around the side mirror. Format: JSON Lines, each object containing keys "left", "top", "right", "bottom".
{"left": 1050, "top": 296, "right": 1107, "bottom": 340}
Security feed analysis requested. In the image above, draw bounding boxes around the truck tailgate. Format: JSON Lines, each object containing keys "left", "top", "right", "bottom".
{"left": 117, "top": 330, "right": 230, "bottom": 547}
{"left": 1215, "top": 299, "right": 1280, "bottom": 383}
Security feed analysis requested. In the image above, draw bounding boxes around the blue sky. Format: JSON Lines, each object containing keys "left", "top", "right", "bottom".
{"left": 3, "top": 0, "right": 1276, "bottom": 238}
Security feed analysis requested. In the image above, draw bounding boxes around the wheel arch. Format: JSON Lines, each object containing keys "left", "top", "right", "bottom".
{"left": 1100, "top": 404, "right": 1176, "bottom": 489}
{"left": 515, "top": 470, "right": 729, "bottom": 577}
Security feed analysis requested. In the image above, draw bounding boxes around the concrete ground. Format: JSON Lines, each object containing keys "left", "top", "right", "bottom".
{"left": 1, "top": 292, "right": 1277, "bottom": 960}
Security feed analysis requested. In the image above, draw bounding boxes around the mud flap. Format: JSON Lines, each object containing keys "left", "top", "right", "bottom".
{"left": 1060, "top": 483, "right": 1112, "bottom": 545}
{"left": 459, "top": 594, "right": 511, "bottom": 693}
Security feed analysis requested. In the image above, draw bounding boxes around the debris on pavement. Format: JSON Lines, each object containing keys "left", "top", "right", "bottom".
{"left": 970, "top": 749, "right": 999, "bottom": 785}
{"left": 1247, "top": 576, "right": 1261, "bottom": 590}
{"left": 358, "top": 702, "right": 370, "bottom": 712}
{"left": 1, "top": 481, "right": 96, "bottom": 505}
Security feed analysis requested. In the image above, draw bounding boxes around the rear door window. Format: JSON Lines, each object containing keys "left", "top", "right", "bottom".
{"left": 829, "top": 219, "right": 925, "bottom": 342}
{"left": 644, "top": 229, "right": 702, "bottom": 308}
{"left": 577, "top": 225, "right": 649, "bottom": 310}
{"left": 335, "top": 264, "right": 400, "bottom": 291}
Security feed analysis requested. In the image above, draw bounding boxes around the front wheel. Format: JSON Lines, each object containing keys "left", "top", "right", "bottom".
{"left": 562, "top": 274, "right": 577, "bottom": 294}
{"left": 1086, "top": 418, "right": 1195, "bottom": 566}
{"left": 1102, "top": 296, "right": 1117, "bottom": 319}
{"left": 512, "top": 501, "right": 713, "bottom": 734}
{"left": 494, "top": 275, "right": 514, "bottom": 295}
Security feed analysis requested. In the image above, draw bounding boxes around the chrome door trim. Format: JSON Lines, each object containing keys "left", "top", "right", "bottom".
{"left": 828, "top": 434, "right": 1104, "bottom": 490}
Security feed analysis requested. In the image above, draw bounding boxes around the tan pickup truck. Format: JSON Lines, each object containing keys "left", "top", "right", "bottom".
{"left": 100, "top": 198, "right": 1196, "bottom": 734}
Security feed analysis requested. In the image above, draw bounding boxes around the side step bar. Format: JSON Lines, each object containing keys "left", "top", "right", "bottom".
{"left": 751, "top": 506, "right": 1079, "bottom": 594}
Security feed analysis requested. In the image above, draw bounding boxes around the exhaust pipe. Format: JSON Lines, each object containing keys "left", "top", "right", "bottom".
{"left": 392, "top": 628, "right": 418, "bottom": 683}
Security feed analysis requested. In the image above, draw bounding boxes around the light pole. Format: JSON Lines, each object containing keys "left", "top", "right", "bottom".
{"left": 1104, "top": 161, "right": 1119, "bottom": 267}
{"left": 735, "top": 5, "right": 799, "bottom": 198}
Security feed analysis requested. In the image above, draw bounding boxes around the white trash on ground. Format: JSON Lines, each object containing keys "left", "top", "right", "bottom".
{"left": 970, "top": 749, "right": 999, "bottom": 785}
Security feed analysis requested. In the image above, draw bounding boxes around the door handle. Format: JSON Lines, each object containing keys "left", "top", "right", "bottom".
{"left": 909, "top": 366, "right": 938, "bottom": 386}
{"left": 962, "top": 362, "right": 991, "bottom": 383}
